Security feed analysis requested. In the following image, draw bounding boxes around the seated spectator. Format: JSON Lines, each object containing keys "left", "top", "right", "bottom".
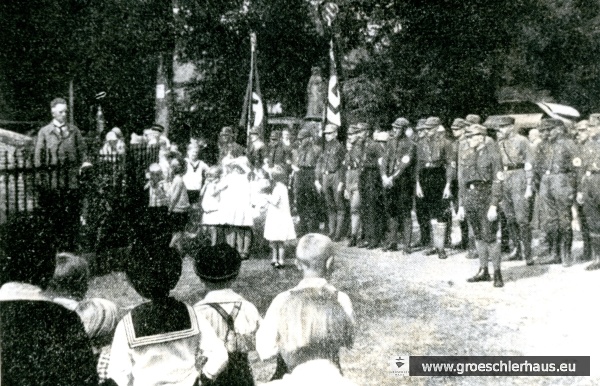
{"left": 76, "top": 298, "right": 120, "bottom": 384}
{"left": 193, "top": 244, "right": 262, "bottom": 386}
{"left": 46, "top": 252, "right": 90, "bottom": 311}
{"left": 0, "top": 211, "right": 98, "bottom": 385}
{"left": 262, "top": 287, "right": 355, "bottom": 386}
{"left": 107, "top": 241, "right": 228, "bottom": 386}
{"left": 256, "top": 233, "right": 354, "bottom": 379}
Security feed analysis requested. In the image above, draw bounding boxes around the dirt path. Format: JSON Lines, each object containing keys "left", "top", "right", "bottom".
{"left": 88, "top": 239, "right": 599, "bottom": 385}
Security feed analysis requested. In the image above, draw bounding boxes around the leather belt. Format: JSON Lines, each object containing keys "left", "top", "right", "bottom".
{"left": 504, "top": 163, "right": 524, "bottom": 171}
{"left": 323, "top": 170, "right": 339, "bottom": 175}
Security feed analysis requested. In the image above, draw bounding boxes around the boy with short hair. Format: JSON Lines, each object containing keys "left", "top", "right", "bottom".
{"left": 256, "top": 234, "right": 354, "bottom": 379}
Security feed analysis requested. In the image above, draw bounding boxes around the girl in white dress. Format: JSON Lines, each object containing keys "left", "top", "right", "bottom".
{"left": 264, "top": 165, "right": 296, "bottom": 268}
{"left": 201, "top": 166, "right": 226, "bottom": 245}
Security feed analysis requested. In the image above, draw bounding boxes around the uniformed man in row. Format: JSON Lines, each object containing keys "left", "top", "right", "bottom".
{"left": 247, "top": 127, "right": 266, "bottom": 170}
{"left": 381, "top": 117, "right": 417, "bottom": 253}
{"left": 573, "top": 119, "right": 592, "bottom": 263}
{"left": 458, "top": 124, "right": 505, "bottom": 287}
{"left": 358, "top": 122, "right": 386, "bottom": 249}
{"left": 534, "top": 118, "right": 577, "bottom": 266}
{"left": 485, "top": 115, "right": 535, "bottom": 266}
{"left": 450, "top": 115, "right": 477, "bottom": 259}
{"left": 316, "top": 124, "right": 346, "bottom": 241}
{"left": 344, "top": 124, "right": 364, "bottom": 247}
{"left": 575, "top": 114, "right": 600, "bottom": 270}
{"left": 265, "top": 130, "right": 292, "bottom": 174}
{"left": 293, "top": 128, "right": 323, "bottom": 236}
{"left": 412, "top": 118, "right": 432, "bottom": 249}
{"left": 218, "top": 126, "right": 245, "bottom": 162}
{"left": 416, "top": 117, "right": 454, "bottom": 259}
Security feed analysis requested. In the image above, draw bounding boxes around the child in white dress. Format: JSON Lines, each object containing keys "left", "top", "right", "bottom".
{"left": 264, "top": 165, "right": 296, "bottom": 268}
{"left": 201, "top": 166, "right": 226, "bottom": 246}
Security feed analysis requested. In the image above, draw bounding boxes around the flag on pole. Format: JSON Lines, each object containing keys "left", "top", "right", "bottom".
{"left": 326, "top": 40, "right": 341, "bottom": 127}
{"left": 323, "top": 2, "right": 342, "bottom": 127}
{"left": 240, "top": 32, "right": 266, "bottom": 141}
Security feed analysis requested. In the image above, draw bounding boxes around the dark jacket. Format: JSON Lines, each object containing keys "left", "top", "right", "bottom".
{"left": 34, "top": 122, "right": 88, "bottom": 167}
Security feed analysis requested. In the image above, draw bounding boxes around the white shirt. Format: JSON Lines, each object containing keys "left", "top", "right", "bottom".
{"left": 182, "top": 159, "right": 209, "bottom": 191}
{"left": 261, "top": 359, "right": 357, "bottom": 386}
{"left": 193, "top": 288, "right": 262, "bottom": 353}
{"left": 255, "top": 278, "right": 354, "bottom": 360}
{"left": 107, "top": 305, "right": 228, "bottom": 386}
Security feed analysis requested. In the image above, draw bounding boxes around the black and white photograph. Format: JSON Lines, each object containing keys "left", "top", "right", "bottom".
{"left": 0, "top": 0, "right": 598, "bottom": 384}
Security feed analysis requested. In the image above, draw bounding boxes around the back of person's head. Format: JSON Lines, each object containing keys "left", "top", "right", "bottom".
{"left": 295, "top": 233, "right": 335, "bottom": 277}
{"left": 277, "top": 287, "right": 353, "bottom": 364}
{"left": 0, "top": 211, "right": 57, "bottom": 288}
{"left": 125, "top": 241, "right": 182, "bottom": 300}
{"left": 193, "top": 244, "right": 241, "bottom": 285}
{"left": 76, "top": 298, "right": 119, "bottom": 347}
{"left": 47, "top": 253, "right": 90, "bottom": 299}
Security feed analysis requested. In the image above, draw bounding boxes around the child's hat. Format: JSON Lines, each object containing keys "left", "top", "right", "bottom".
{"left": 193, "top": 243, "right": 241, "bottom": 282}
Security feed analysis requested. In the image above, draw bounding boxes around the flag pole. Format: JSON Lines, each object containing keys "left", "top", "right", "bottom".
{"left": 246, "top": 32, "right": 256, "bottom": 147}
{"left": 69, "top": 79, "right": 74, "bottom": 129}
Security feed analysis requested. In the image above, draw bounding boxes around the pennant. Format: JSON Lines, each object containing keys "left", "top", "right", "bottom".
{"left": 326, "top": 39, "right": 342, "bottom": 127}
{"left": 240, "top": 32, "right": 267, "bottom": 140}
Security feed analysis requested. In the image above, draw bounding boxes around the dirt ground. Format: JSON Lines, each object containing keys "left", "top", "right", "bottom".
{"left": 88, "top": 231, "right": 600, "bottom": 385}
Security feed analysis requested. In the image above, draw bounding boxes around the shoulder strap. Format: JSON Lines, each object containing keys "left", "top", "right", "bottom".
{"left": 206, "top": 302, "right": 242, "bottom": 349}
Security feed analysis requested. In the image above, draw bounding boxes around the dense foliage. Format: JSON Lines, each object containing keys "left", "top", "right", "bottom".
{"left": 1, "top": 0, "right": 600, "bottom": 136}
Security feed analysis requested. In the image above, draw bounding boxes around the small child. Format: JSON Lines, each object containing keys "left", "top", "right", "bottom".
{"left": 263, "top": 165, "right": 296, "bottom": 268}
{"left": 144, "top": 163, "right": 170, "bottom": 246}
{"left": 193, "top": 244, "right": 262, "bottom": 386}
{"left": 107, "top": 241, "right": 228, "bottom": 386}
{"left": 76, "top": 298, "right": 120, "bottom": 384}
{"left": 46, "top": 252, "right": 90, "bottom": 311}
{"left": 168, "top": 157, "right": 191, "bottom": 254}
{"left": 201, "top": 166, "right": 226, "bottom": 246}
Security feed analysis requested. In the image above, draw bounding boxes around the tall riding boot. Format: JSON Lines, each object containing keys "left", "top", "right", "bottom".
{"left": 327, "top": 212, "right": 336, "bottom": 238}
{"left": 540, "top": 230, "right": 560, "bottom": 264}
{"left": 424, "top": 220, "right": 439, "bottom": 255}
{"left": 500, "top": 211, "right": 510, "bottom": 253}
{"left": 489, "top": 242, "right": 504, "bottom": 288}
{"left": 333, "top": 211, "right": 346, "bottom": 242}
{"left": 506, "top": 221, "right": 522, "bottom": 261}
{"left": 401, "top": 216, "right": 413, "bottom": 254}
{"left": 434, "top": 222, "right": 448, "bottom": 259}
{"left": 562, "top": 229, "right": 573, "bottom": 267}
{"left": 520, "top": 225, "right": 534, "bottom": 266}
{"left": 382, "top": 217, "right": 399, "bottom": 251}
{"left": 468, "top": 240, "right": 490, "bottom": 282}
{"left": 586, "top": 235, "right": 600, "bottom": 271}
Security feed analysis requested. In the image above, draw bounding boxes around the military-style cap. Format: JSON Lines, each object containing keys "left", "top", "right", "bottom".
{"left": 150, "top": 124, "right": 165, "bottom": 133}
{"left": 220, "top": 126, "right": 234, "bottom": 136}
{"left": 539, "top": 118, "right": 564, "bottom": 131}
{"left": 483, "top": 115, "right": 515, "bottom": 129}
{"left": 270, "top": 130, "right": 281, "bottom": 140}
{"left": 465, "top": 114, "right": 481, "bottom": 125}
{"left": 297, "top": 128, "right": 312, "bottom": 140}
{"left": 324, "top": 124, "right": 339, "bottom": 133}
{"left": 249, "top": 127, "right": 259, "bottom": 135}
{"left": 464, "top": 124, "right": 487, "bottom": 137}
{"left": 392, "top": 117, "right": 410, "bottom": 129}
{"left": 589, "top": 113, "right": 600, "bottom": 126}
{"left": 193, "top": 244, "right": 241, "bottom": 283}
{"left": 424, "top": 117, "right": 442, "bottom": 128}
{"left": 415, "top": 118, "right": 428, "bottom": 131}
{"left": 347, "top": 124, "right": 364, "bottom": 135}
{"left": 451, "top": 118, "right": 468, "bottom": 130}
